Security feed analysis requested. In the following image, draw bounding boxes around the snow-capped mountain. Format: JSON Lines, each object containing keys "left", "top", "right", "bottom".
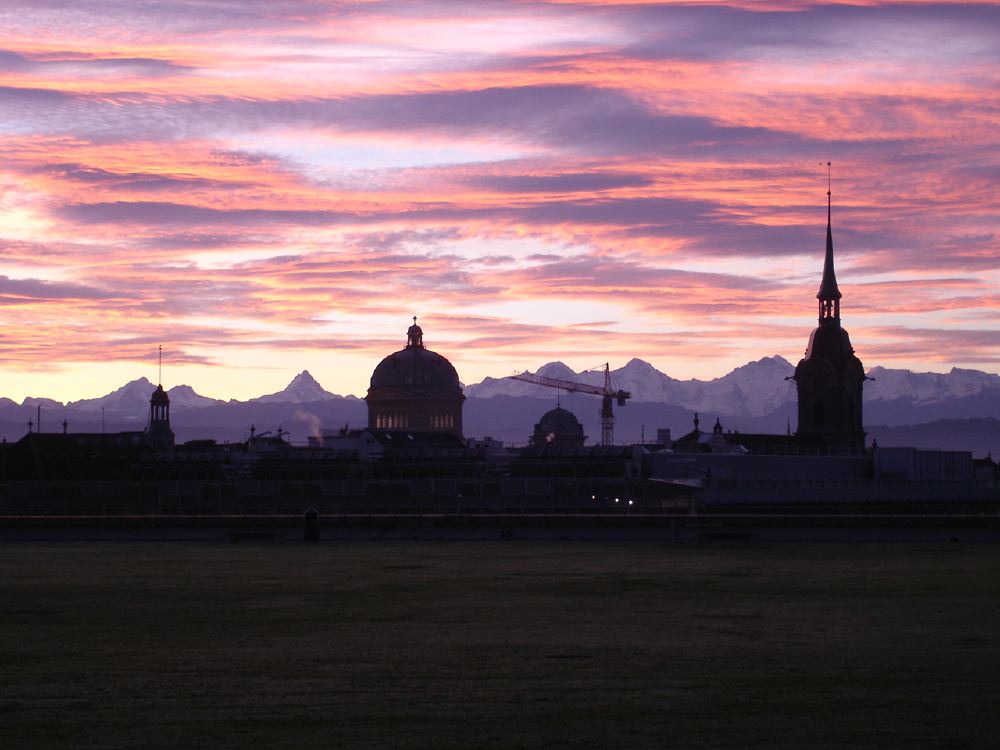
{"left": 249, "top": 370, "right": 337, "bottom": 404}
{"left": 467, "top": 362, "right": 587, "bottom": 399}
{"left": 865, "top": 367, "right": 1000, "bottom": 405}
{"left": 167, "top": 384, "right": 226, "bottom": 410}
{"left": 64, "top": 378, "right": 225, "bottom": 414}
{"left": 465, "top": 356, "right": 798, "bottom": 418}
{"left": 688, "top": 356, "right": 797, "bottom": 417}
{"left": 68, "top": 378, "right": 158, "bottom": 413}
{"left": 465, "top": 357, "right": 1000, "bottom": 420}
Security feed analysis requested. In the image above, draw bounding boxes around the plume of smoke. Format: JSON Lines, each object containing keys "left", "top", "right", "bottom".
{"left": 294, "top": 409, "right": 322, "bottom": 439}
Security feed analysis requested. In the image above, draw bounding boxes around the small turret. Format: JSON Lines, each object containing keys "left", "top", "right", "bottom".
{"left": 145, "top": 383, "right": 175, "bottom": 451}
{"left": 145, "top": 347, "right": 175, "bottom": 451}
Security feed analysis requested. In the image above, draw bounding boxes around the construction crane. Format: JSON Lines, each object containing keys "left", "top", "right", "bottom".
{"left": 508, "top": 363, "right": 631, "bottom": 446}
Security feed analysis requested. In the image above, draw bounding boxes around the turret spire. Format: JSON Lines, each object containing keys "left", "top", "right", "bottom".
{"left": 816, "top": 162, "right": 841, "bottom": 324}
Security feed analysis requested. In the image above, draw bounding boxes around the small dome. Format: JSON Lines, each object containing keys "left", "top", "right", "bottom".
{"left": 536, "top": 406, "right": 582, "bottom": 434}
{"left": 532, "top": 406, "right": 586, "bottom": 447}
{"left": 151, "top": 384, "right": 169, "bottom": 404}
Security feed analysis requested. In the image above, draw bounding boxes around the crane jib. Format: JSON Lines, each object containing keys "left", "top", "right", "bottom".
{"left": 507, "top": 370, "right": 632, "bottom": 446}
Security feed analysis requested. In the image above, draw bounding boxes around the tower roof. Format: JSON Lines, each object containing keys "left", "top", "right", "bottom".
{"left": 817, "top": 190, "right": 842, "bottom": 302}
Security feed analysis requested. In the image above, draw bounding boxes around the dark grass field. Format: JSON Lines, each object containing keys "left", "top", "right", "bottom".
{"left": 2, "top": 542, "right": 999, "bottom": 749}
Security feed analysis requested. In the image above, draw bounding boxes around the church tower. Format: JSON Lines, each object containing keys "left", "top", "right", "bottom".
{"left": 793, "top": 184, "right": 866, "bottom": 451}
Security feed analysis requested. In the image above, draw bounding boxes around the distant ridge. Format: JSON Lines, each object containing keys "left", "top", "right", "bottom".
{"left": 467, "top": 356, "right": 798, "bottom": 417}
{"left": 0, "top": 359, "right": 997, "bottom": 452}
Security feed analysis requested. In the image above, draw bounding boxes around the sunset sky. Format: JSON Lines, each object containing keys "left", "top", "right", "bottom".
{"left": 1, "top": 0, "right": 997, "bottom": 402}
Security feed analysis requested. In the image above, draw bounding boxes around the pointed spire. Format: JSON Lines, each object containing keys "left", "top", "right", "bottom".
{"left": 817, "top": 189, "right": 842, "bottom": 302}
{"left": 816, "top": 163, "right": 842, "bottom": 324}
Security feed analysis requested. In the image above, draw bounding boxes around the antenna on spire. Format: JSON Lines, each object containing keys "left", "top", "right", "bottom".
{"left": 158, "top": 345, "right": 162, "bottom": 386}
{"left": 820, "top": 161, "right": 832, "bottom": 212}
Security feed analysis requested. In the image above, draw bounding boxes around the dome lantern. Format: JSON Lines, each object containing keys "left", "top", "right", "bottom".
{"left": 407, "top": 316, "right": 424, "bottom": 349}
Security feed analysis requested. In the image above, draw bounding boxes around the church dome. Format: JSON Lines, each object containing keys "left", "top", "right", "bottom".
{"left": 150, "top": 384, "right": 169, "bottom": 404}
{"left": 366, "top": 318, "right": 465, "bottom": 436}
{"left": 371, "top": 340, "right": 462, "bottom": 389}
{"left": 370, "top": 316, "right": 460, "bottom": 391}
{"left": 370, "top": 346, "right": 461, "bottom": 390}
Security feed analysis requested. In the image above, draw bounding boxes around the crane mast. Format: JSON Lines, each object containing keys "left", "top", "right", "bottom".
{"left": 508, "top": 363, "right": 631, "bottom": 446}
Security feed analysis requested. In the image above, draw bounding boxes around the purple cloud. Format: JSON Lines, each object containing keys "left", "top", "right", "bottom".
{"left": 0, "top": 275, "right": 112, "bottom": 303}
{"left": 468, "top": 172, "right": 653, "bottom": 193}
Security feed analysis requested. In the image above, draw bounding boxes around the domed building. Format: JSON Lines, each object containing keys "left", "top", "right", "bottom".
{"left": 793, "top": 190, "right": 866, "bottom": 451}
{"left": 530, "top": 406, "right": 586, "bottom": 448}
{"left": 366, "top": 318, "right": 465, "bottom": 436}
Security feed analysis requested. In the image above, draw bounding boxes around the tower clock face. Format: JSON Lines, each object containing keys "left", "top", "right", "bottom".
{"left": 795, "top": 358, "right": 837, "bottom": 389}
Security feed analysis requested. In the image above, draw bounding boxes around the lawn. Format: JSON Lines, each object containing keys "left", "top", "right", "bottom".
{"left": 2, "top": 542, "right": 999, "bottom": 749}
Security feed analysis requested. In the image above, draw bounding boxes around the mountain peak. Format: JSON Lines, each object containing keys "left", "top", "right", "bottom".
{"left": 167, "top": 384, "right": 224, "bottom": 409}
{"left": 290, "top": 370, "right": 319, "bottom": 385}
{"left": 622, "top": 358, "right": 657, "bottom": 372}
{"left": 536, "top": 361, "right": 577, "bottom": 379}
{"left": 119, "top": 377, "right": 154, "bottom": 391}
{"left": 734, "top": 356, "right": 793, "bottom": 372}
{"left": 252, "top": 370, "right": 335, "bottom": 404}
{"left": 66, "top": 377, "right": 156, "bottom": 414}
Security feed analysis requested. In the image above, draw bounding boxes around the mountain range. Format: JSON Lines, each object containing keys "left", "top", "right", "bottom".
{"left": 2, "top": 360, "right": 997, "bottom": 455}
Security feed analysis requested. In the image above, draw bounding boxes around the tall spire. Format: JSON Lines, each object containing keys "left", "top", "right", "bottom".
{"left": 816, "top": 162, "right": 841, "bottom": 324}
